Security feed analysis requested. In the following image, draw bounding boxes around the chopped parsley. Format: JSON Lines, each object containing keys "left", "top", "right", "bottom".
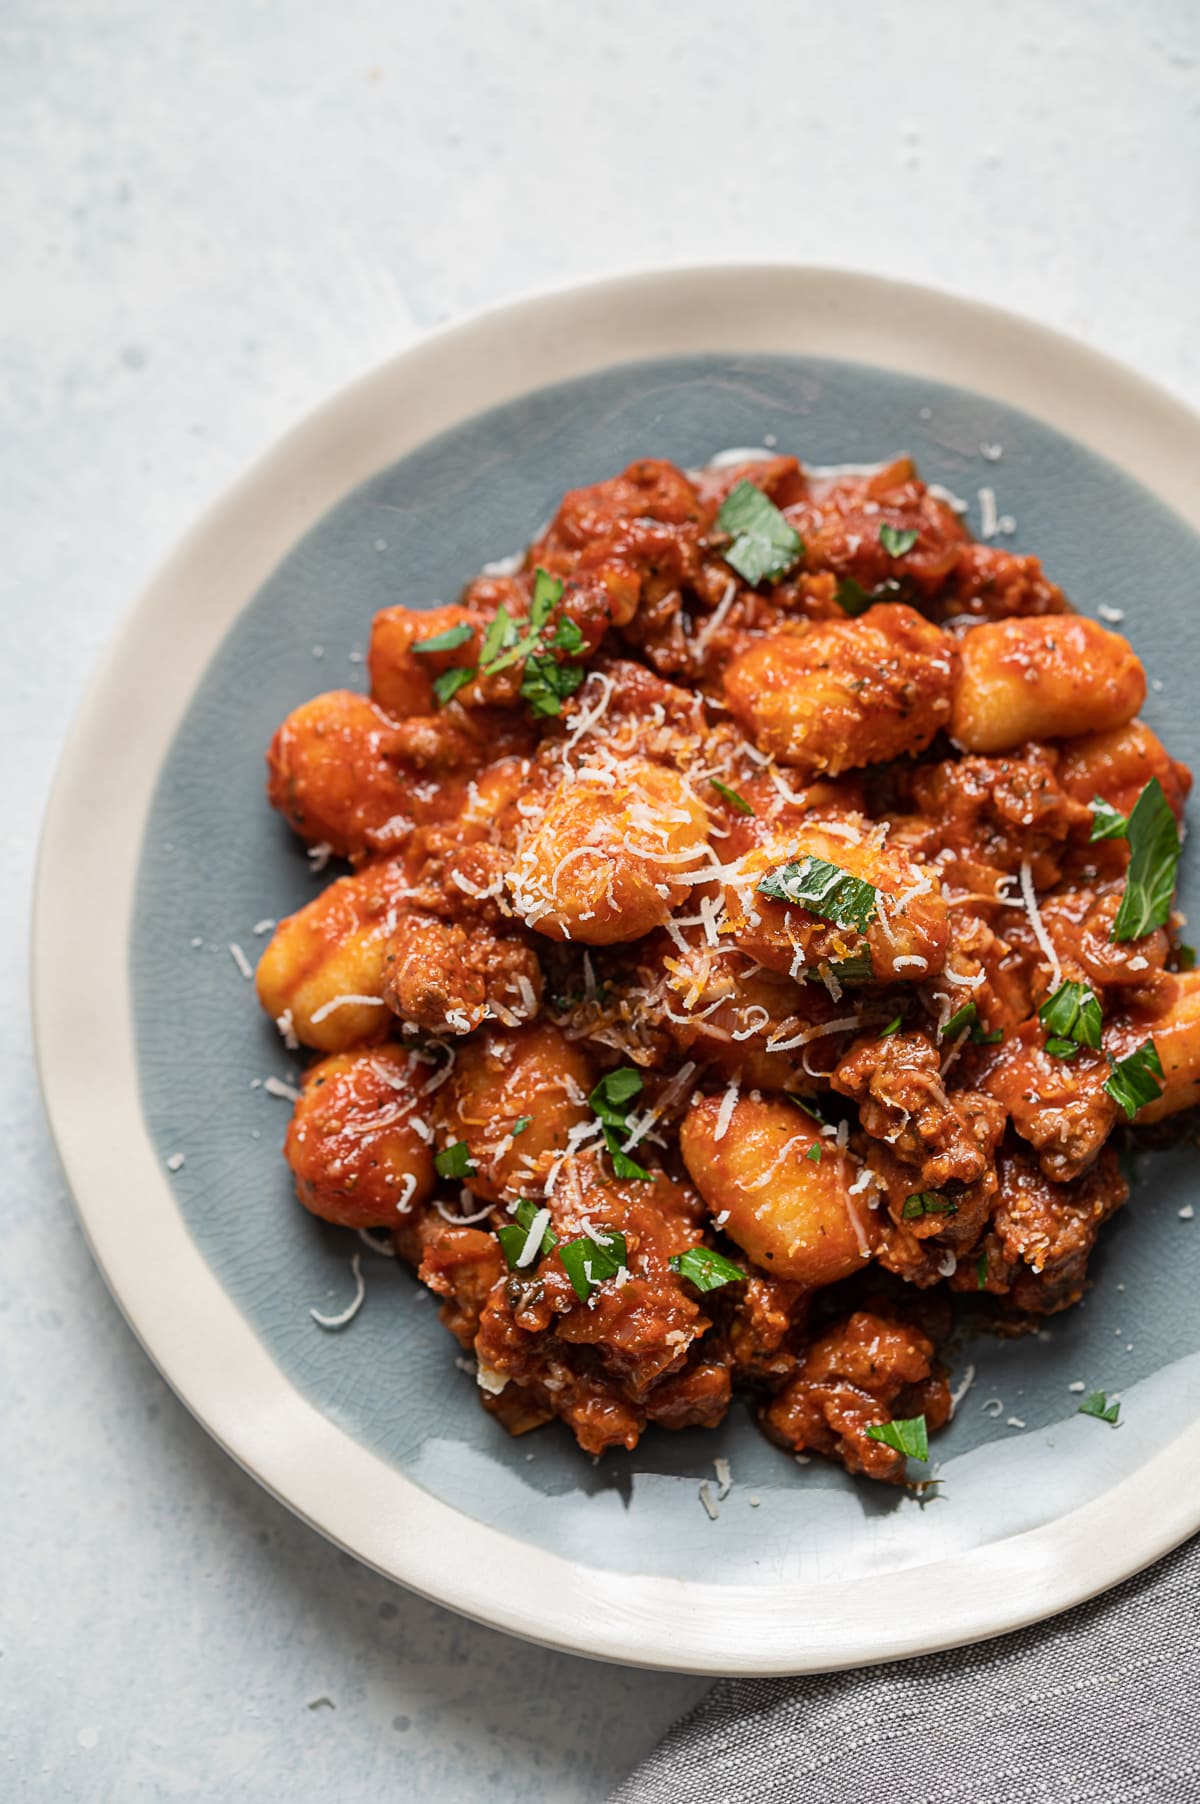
{"left": 669, "top": 1246, "right": 746, "bottom": 1292}
{"left": 589, "top": 1068, "right": 651, "bottom": 1181}
{"left": 1103, "top": 1039, "right": 1165, "bottom": 1119}
{"left": 434, "top": 1140, "right": 476, "bottom": 1180}
{"left": 1039, "top": 979, "right": 1103, "bottom": 1051}
{"left": 1089, "top": 796, "right": 1130, "bottom": 842}
{"left": 940, "top": 1000, "right": 1001, "bottom": 1045}
{"left": 879, "top": 523, "right": 918, "bottom": 557}
{"left": 512, "top": 1116, "right": 531, "bottom": 1136}
{"left": 901, "top": 1192, "right": 958, "bottom": 1219}
{"left": 864, "top": 1414, "right": 929, "bottom": 1461}
{"left": 431, "top": 666, "right": 475, "bottom": 705}
{"left": 559, "top": 1228, "right": 628, "bottom": 1302}
{"left": 709, "top": 777, "right": 755, "bottom": 816}
{"left": 1109, "top": 778, "right": 1181, "bottom": 941}
{"left": 757, "top": 856, "right": 878, "bottom": 932}
{"left": 879, "top": 1015, "right": 903, "bottom": 1037}
{"left": 717, "top": 480, "right": 803, "bottom": 586}
{"left": 413, "top": 621, "right": 474, "bottom": 654}
{"left": 805, "top": 1143, "right": 822, "bottom": 1162}
{"left": 520, "top": 649, "right": 586, "bottom": 718}
{"left": 1078, "top": 1390, "right": 1120, "bottom": 1426}
{"left": 432, "top": 567, "right": 587, "bottom": 717}
{"left": 496, "top": 1198, "right": 558, "bottom": 1269}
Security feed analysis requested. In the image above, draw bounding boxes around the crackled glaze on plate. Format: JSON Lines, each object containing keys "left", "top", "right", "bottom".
{"left": 34, "top": 270, "right": 1200, "bottom": 1671}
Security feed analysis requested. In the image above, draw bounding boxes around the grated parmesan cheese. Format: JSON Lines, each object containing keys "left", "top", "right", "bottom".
{"left": 1019, "top": 858, "right": 1062, "bottom": 994}
{"left": 263, "top": 1075, "right": 302, "bottom": 1102}
{"left": 310, "top": 1254, "right": 365, "bottom": 1330}
{"left": 309, "top": 993, "right": 386, "bottom": 1025}
{"left": 229, "top": 942, "right": 253, "bottom": 980}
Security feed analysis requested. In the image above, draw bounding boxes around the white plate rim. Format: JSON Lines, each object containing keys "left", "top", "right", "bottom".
{"left": 32, "top": 263, "right": 1200, "bottom": 1675}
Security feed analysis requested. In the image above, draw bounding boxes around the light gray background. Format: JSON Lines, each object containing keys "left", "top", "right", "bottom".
{"left": 4, "top": 3, "right": 1199, "bottom": 1799}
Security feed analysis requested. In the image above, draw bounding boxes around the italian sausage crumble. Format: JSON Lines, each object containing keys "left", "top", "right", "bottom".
{"left": 257, "top": 451, "right": 1195, "bottom": 1485}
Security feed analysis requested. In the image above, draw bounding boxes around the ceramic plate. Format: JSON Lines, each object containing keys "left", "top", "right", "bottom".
{"left": 34, "top": 267, "right": 1200, "bottom": 1674}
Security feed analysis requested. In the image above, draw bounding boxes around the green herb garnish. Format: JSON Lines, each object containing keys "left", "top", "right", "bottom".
{"left": 717, "top": 480, "right": 803, "bottom": 586}
{"left": 1103, "top": 1039, "right": 1165, "bottom": 1119}
{"left": 669, "top": 1246, "right": 746, "bottom": 1292}
{"left": 940, "top": 1000, "right": 1001, "bottom": 1045}
{"left": 833, "top": 576, "right": 875, "bottom": 617}
{"left": 1089, "top": 796, "right": 1130, "bottom": 842}
{"left": 1178, "top": 944, "right": 1197, "bottom": 972}
{"left": 879, "top": 1016, "right": 903, "bottom": 1037}
{"left": 757, "top": 856, "right": 878, "bottom": 932}
{"left": 434, "top": 1140, "right": 476, "bottom": 1180}
{"left": 589, "top": 1068, "right": 652, "bottom": 1181}
{"left": 1110, "top": 778, "right": 1182, "bottom": 941}
{"left": 976, "top": 1252, "right": 988, "bottom": 1289}
{"left": 901, "top": 1192, "right": 958, "bottom": 1219}
{"left": 1078, "top": 1390, "right": 1120, "bottom": 1426}
{"left": 709, "top": 777, "right": 755, "bottom": 816}
{"left": 520, "top": 649, "right": 586, "bottom": 718}
{"left": 431, "top": 666, "right": 475, "bottom": 705}
{"left": 805, "top": 1143, "right": 822, "bottom": 1162}
{"left": 1044, "top": 1036, "right": 1080, "bottom": 1061}
{"left": 433, "top": 568, "right": 587, "bottom": 718}
{"left": 879, "top": 523, "right": 918, "bottom": 557}
{"left": 1039, "top": 979, "right": 1103, "bottom": 1050}
{"left": 413, "top": 621, "right": 474, "bottom": 655}
{"left": 512, "top": 1116, "right": 531, "bottom": 1136}
{"left": 559, "top": 1228, "right": 628, "bottom": 1302}
{"left": 496, "top": 1198, "right": 558, "bottom": 1269}
{"left": 864, "top": 1414, "right": 929, "bottom": 1461}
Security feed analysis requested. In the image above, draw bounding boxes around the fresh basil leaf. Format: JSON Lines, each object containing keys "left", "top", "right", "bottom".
{"left": 559, "top": 1228, "right": 628, "bottom": 1301}
{"left": 434, "top": 1140, "right": 476, "bottom": 1180}
{"left": 805, "top": 1143, "right": 822, "bottom": 1162}
{"left": 717, "top": 480, "right": 803, "bottom": 586}
{"left": 880, "top": 1016, "right": 903, "bottom": 1037}
{"left": 497, "top": 1200, "right": 558, "bottom": 1269}
{"left": 512, "top": 1116, "right": 531, "bottom": 1136}
{"left": 1111, "top": 778, "right": 1181, "bottom": 941}
{"left": 1103, "top": 1039, "right": 1164, "bottom": 1119}
{"left": 1039, "top": 980, "right": 1103, "bottom": 1050}
{"left": 1045, "top": 1036, "right": 1080, "bottom": 1061}
{"left": 589, "top": 1068, "right": 643, "bottom": 1123}
{"left": 1078, "top": 1390, "right": 1120, "bottom": 1426}
{"left": 530, "top": 566, "right": 565, "bottom": 630}
{"left": 603, "top": 1125, "right": 651, "bottom": 1181}
{"left": 833, "top": 576, "right": 875, "bottom": 617}
{"left": 1178, "top": 944, "right": 1197, "bottom": 972}
{"left": 864, "top": 1414, "right": 929, "bottom": 1461}
{"left": 1090, "top": 796, "right": 1130, "bottom": 842}
{"left": 520, "top": 650, "right": 585, "bottom": 717}
{"left": 709, "top": 777, "right": 755, "bottom": 816}
{"left": 941, "top": 1001, "right": 978, "bottom": 1041}
{"left": 901, "top": 1192, "right": 958, "bottom": 1219}
{"left": 974, "top": 1027, "right": 1003, "bottom": 1045}
{"left": 757, "top": 856, "right": 878, "bottom": 932}
{"left": 879, "top": 523, "right": 918, "bottom": 557}
{"left": 669, "top": 1246, "right": 746, "bottom": 1291}
{"left": 432, "top": 666, "right": 475, "bottom": 706}
{"left": 413, "top": 621, "right": 473, "bottom": 654}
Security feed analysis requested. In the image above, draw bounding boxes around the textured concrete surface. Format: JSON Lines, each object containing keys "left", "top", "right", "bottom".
{"left": 4, "top": 2, "right": 1199, "bottom": 1798}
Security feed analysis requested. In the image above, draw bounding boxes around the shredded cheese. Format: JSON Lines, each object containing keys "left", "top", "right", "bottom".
{"left": 229, "top": 942, "right": 253, "bottom": 980}
{"left": 309, "top": 993, "right": 386, "bottom": 1025}
{"left": 1019, "top": 858, "right": 1062, "bottom": 993}
{"left": 310, "top": 1254, "right": 365, "bottom": 1330}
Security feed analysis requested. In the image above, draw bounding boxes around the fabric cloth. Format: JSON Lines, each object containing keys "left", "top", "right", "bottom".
{"left": 611, "top": 1534, "right": 1200, "bottom": 1804}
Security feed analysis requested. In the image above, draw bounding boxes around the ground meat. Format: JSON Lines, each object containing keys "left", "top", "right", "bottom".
{"left": 382, "top": 910, "right": 544, "bottom": 1035}
{"left": 979, "top": 1023, "right": 1117, "bottom": 1182}
{"left": 833, "top": 1031, "right": 1007, "bottom": 1191}
{"left": 954, "top": 1146, "right": 1129, "bottom": 1313}
{"left": 761, "top": 1308, "right": 951, "bottom": 1484}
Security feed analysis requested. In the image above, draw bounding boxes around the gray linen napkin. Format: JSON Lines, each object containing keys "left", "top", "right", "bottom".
{"left": 610, "top": 1534, "right": 1200, "bottom": 1803}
